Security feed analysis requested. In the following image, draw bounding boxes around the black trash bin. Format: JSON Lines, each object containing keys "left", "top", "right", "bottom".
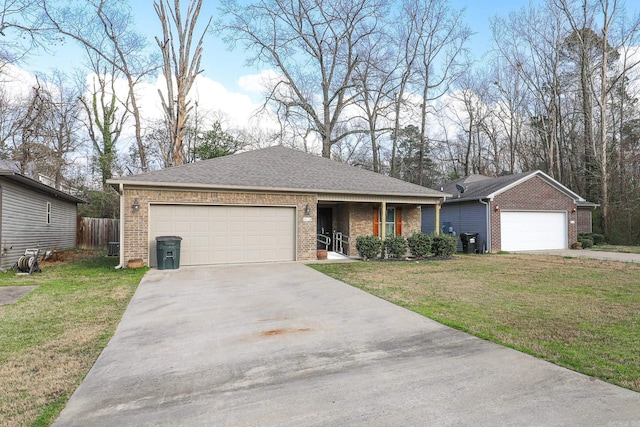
{"left": 155, "top": 236, "right": 182, "bottom": 270}
{"left": 460, "top": 232, "right": 479, "bottom": 254}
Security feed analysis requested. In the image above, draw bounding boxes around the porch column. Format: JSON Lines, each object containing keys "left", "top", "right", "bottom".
{"left": 435, "top": 202, "right": 441, "bottom": 235}
{"left": 380, "top": 201, "right": 387, "bottom": 240}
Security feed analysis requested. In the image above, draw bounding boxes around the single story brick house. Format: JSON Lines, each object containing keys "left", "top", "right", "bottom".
{"left": 108, "top": 146, "right": 449, "bottom": 267}
{"left": 421, "top": 171, "right": 598, "bottom": 252}
{"left": 1, "top": 168, "right": 83, "bottom": 270}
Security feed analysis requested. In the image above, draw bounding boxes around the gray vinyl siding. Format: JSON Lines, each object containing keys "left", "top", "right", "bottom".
{"left": 421, "top": 206, "right": 437, "bottom": 234}
{"left": 422, "top": 201, "right": 488, "bottom": 252}
{"left": 0, "top": 179, "right": 77, "bottom": 270}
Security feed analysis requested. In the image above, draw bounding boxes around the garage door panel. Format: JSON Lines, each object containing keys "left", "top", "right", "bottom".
{"left": 149, "top": 205, "right": 296, "bottom": 266}
{"left": 501, "top": 211, "right": 567, "bottom": 251}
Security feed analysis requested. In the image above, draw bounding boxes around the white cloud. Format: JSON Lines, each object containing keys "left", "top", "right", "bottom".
{"left": 237, "top": 69, "right": 280, "bottom": 94}
{"left": 0, "top": 64, "right": 38, "bottom": 99}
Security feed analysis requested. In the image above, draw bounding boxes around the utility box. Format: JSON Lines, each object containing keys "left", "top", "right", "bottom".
{"left": 155, "top": 236, "right": 182, "bottom": 270}
{"left": 460, "top": 232, "right": 479, "bottom": 254}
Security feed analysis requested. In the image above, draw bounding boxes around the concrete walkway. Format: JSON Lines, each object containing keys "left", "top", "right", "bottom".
{"left": 525, "top": 249, "right": 640, "bottom": 263}
{"left": 54, "top": 263, "right": 640, "bottom": 426}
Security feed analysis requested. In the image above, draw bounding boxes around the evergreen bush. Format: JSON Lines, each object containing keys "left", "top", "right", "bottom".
{"left": 431, "top": 235, "right": 457, "bottom": 257}
{"left": 407, "top": 232, "right": 432, "bottom": 258}
{"left": 384, "top": 235, "right": 408, "bottom": 258}
{"left": 355, "top": 235, "right": 383, "bottom": 260}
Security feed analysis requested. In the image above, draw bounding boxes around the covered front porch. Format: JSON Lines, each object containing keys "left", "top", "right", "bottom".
{"left": 314, "top": 195, "right": 443, "bottom": 257}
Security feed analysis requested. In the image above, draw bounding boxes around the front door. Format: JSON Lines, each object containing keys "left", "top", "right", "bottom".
{"left": 317, "top": 207, "right": 332, "bottom": 249}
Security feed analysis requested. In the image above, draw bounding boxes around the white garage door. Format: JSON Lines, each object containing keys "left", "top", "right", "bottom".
{"left": 500, "top": 211, "right": 567, "bottom": 251}
{"left": 149, "top": 205, "right": 296, "bottom": 266}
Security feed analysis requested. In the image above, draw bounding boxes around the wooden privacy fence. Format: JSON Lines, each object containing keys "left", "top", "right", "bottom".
{"left": 77, "top": 217, "right": 120, "bottom": 250}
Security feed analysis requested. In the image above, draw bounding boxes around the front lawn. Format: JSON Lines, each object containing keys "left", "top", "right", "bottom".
{"left": 311, "top": 254, "right": 640, "bottom": 392}
{"left": 0, "top": 251, "right": 147, "bottom": 427}
{"left": 591, "top": 244, "right": 640, "bottom": 254}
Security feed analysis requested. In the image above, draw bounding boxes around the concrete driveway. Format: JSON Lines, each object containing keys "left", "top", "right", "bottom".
{"left": 526, "top": 248, "right": 640, "bottom": 263}
{"left": 54, "top": 263, "right": 640, "bottom": 426}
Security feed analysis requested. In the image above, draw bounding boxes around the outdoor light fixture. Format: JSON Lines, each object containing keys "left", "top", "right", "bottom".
{"left": 494, "top": 205, "right": 500, "bottom": 212}
{"left": 304, "top": 204, "right": 311, "bottom": 215}
{"left": 132, "top": 199, "right": 140, "bottom": 212}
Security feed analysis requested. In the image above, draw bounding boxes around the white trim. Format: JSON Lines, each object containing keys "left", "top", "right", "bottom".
{"left": 486, "top": 170, "right": 585, "bottom": 202}
{"left": 46, "top": 202, "right": 51, "bottom": 225}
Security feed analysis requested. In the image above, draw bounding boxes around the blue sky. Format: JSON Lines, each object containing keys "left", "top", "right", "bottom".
{"left": 22, "top": 0, "right": 533, "bottom": 92}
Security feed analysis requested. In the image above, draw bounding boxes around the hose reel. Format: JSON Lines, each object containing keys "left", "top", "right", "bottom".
{"left": 12, "top": 249, "right": 42, "bottom": 274}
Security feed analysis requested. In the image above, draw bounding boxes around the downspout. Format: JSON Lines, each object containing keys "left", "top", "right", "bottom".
{"left": 478, "top": 198, "right": 491, "bottom": 253}
{"left": 380, "top": 201, "right": 387, "bottom": 240}
{"left": 115, "top": 183, "right": 125, "bottom": 269}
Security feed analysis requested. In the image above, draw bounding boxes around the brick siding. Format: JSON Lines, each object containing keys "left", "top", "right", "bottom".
{"left": 345, "top": 203, "right": 421, "bottom": 255}
{"left": 490, "top": 176, "right": 578, "bottom": 251}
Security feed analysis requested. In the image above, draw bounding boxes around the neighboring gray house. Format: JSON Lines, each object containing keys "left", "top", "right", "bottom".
{"left": 0, "top": 169, "right": 83, "bottom": 270}
{"left": 422, "top": 171, "right": 598, "bottom": 253}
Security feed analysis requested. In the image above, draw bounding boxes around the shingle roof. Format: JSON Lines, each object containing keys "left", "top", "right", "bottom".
{"left": 108, "top": 145, "right": 448, "bottom": 198}
{"left": 0, "top": 169, "right": 84, "bottom": 204}
{"left": 437, "top": 170, "right": 586, "bottom": 203}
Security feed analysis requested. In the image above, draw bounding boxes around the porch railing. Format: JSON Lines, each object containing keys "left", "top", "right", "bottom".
{"left": 317, "top": 234, "right": 331, "bottom": 250}
{"left": 332, "top": 231, "right": 350, "bottom": 255}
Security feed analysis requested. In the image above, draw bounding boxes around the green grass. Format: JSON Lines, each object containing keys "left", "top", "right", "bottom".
{"left": 0, "top": 251, "right": 147, "bottom": 427}
{"left": 311, "top": 253, "right": 640, "bottom": 392}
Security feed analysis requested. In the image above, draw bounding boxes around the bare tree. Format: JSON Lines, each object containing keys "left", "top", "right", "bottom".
{"left": 492, "top": 2, "right": 569, "bottom": 180}
{"left": 352, "top": 31, "right": 397, "bottom": 173}
{"left": 557, "top": 0, "right": 640, "bottom": 235}
{"left": 39, "top": 71, "right": 83, "bottom": 189}
{"left": 220, "top": 0, "right": 388, "bottom": 158}
{"left": 78, "top": 68, "right": 127, "bottom": 187}
{"left": 388, "top": 0, "right": 421, "bottom": 177}
{"left": 0, "top": 0, "right": 57, "bottom": 68}
{"left": 43, "top": 0, "right": 157, "bottom": 173}
{"left": 155, "top": 0, "right": 211, "bottom": 167}
{"left": 406, "top": 0, "right": 471, "bottom": 185}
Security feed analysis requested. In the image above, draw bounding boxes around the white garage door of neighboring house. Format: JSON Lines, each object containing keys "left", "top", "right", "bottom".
{"left": 500, "top": 211, "right": 567, "bottom": 251}
{"left": 149, "top": 205, "right": 296, "bottom": 266}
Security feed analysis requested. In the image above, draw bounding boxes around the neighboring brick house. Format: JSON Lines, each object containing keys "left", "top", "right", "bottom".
{"left": 108, "top": 146, "right": 448, "bottom": 267}
{"left": 421, "top": 171, "right": 598, "bottom": 252}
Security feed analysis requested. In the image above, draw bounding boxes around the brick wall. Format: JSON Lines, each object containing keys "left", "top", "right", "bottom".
{"left": 123, "top": 187, "right": 317, "bottom": 266}
{"left": 345, "top": 203, "right": 422, "bottom": 255}
{"left": 490, "top": 176, "right": 577, "bottom": 251}
{"left": 577, "top": 208, "right": 593, "bottom": 234}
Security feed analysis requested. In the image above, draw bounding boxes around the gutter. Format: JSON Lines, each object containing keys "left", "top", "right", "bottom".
{"left": 115, "top": 183, "right": 124, "bottom": 269}
{"left": 106, "top": 179, "right": 452, "bottom": 200}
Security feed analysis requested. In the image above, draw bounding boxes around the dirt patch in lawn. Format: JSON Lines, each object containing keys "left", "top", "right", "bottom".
{"left": 0, "top": 286, "right": 38, "bottom": 305}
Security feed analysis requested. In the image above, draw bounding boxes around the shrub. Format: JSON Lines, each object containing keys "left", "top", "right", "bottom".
{"left": 578, "top": 236, "right": 594, "bottom": 249}
{"left": 571, "top": 241, "right": 583, "bottom": 250}
{"left": 431, "top": 235, "right": 457, "bottom": 257}
{"left": 407, "top": 232, "right": 432, "bottom": 258}
{"left": 579, "top": 233, "right": 605, "bottom": 245}
{"left": 384, "top": 235, "right": 408, "bottom": 258}
{"left": 355, "top": 235, "right": 383, "bottom": 260}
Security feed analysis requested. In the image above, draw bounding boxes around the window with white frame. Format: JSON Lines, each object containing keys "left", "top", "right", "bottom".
{"left": 384, "top": 207, "right": 395, "bottom": 237}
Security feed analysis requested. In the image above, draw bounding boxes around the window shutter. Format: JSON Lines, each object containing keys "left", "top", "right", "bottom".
{"left": 395, "top": 208, "right": 402, "bottom": 236}
{"left": 373, "top": 206, "right": 379, "bottom": 236}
